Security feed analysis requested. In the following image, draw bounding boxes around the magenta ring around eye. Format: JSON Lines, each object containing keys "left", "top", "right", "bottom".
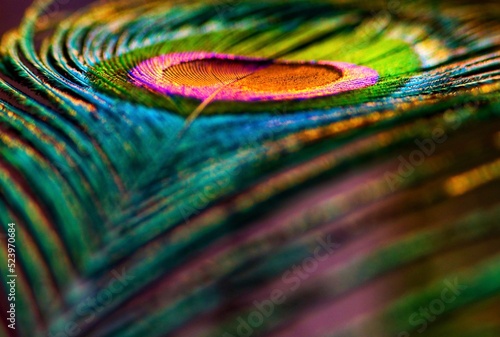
{"left": 129, "top": 52, "right": 379, "bottom": 102}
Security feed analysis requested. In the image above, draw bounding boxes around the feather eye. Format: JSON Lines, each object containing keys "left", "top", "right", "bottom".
{"left": 129, "top": 52, "right": 378, "bottom": 102}
{"left": 86, "top": 2, "right": 421, "bottom": 115}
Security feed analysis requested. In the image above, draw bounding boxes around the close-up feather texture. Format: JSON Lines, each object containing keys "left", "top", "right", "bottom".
{"left": 0, "top": 0, "right": 499, "bottom": 336}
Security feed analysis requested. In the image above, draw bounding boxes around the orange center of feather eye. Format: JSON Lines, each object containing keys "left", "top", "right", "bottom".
{"left": 162, "top": 59, "right": 342, "bottom": 92}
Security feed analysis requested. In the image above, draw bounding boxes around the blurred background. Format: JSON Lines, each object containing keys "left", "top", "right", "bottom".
{"left": 0, "top": 0, "right": 94, "bottom": 34}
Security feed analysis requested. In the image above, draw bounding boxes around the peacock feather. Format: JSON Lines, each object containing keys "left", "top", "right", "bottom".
{"left": 0, "top": 0, "right": 500, "bottom": 336}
